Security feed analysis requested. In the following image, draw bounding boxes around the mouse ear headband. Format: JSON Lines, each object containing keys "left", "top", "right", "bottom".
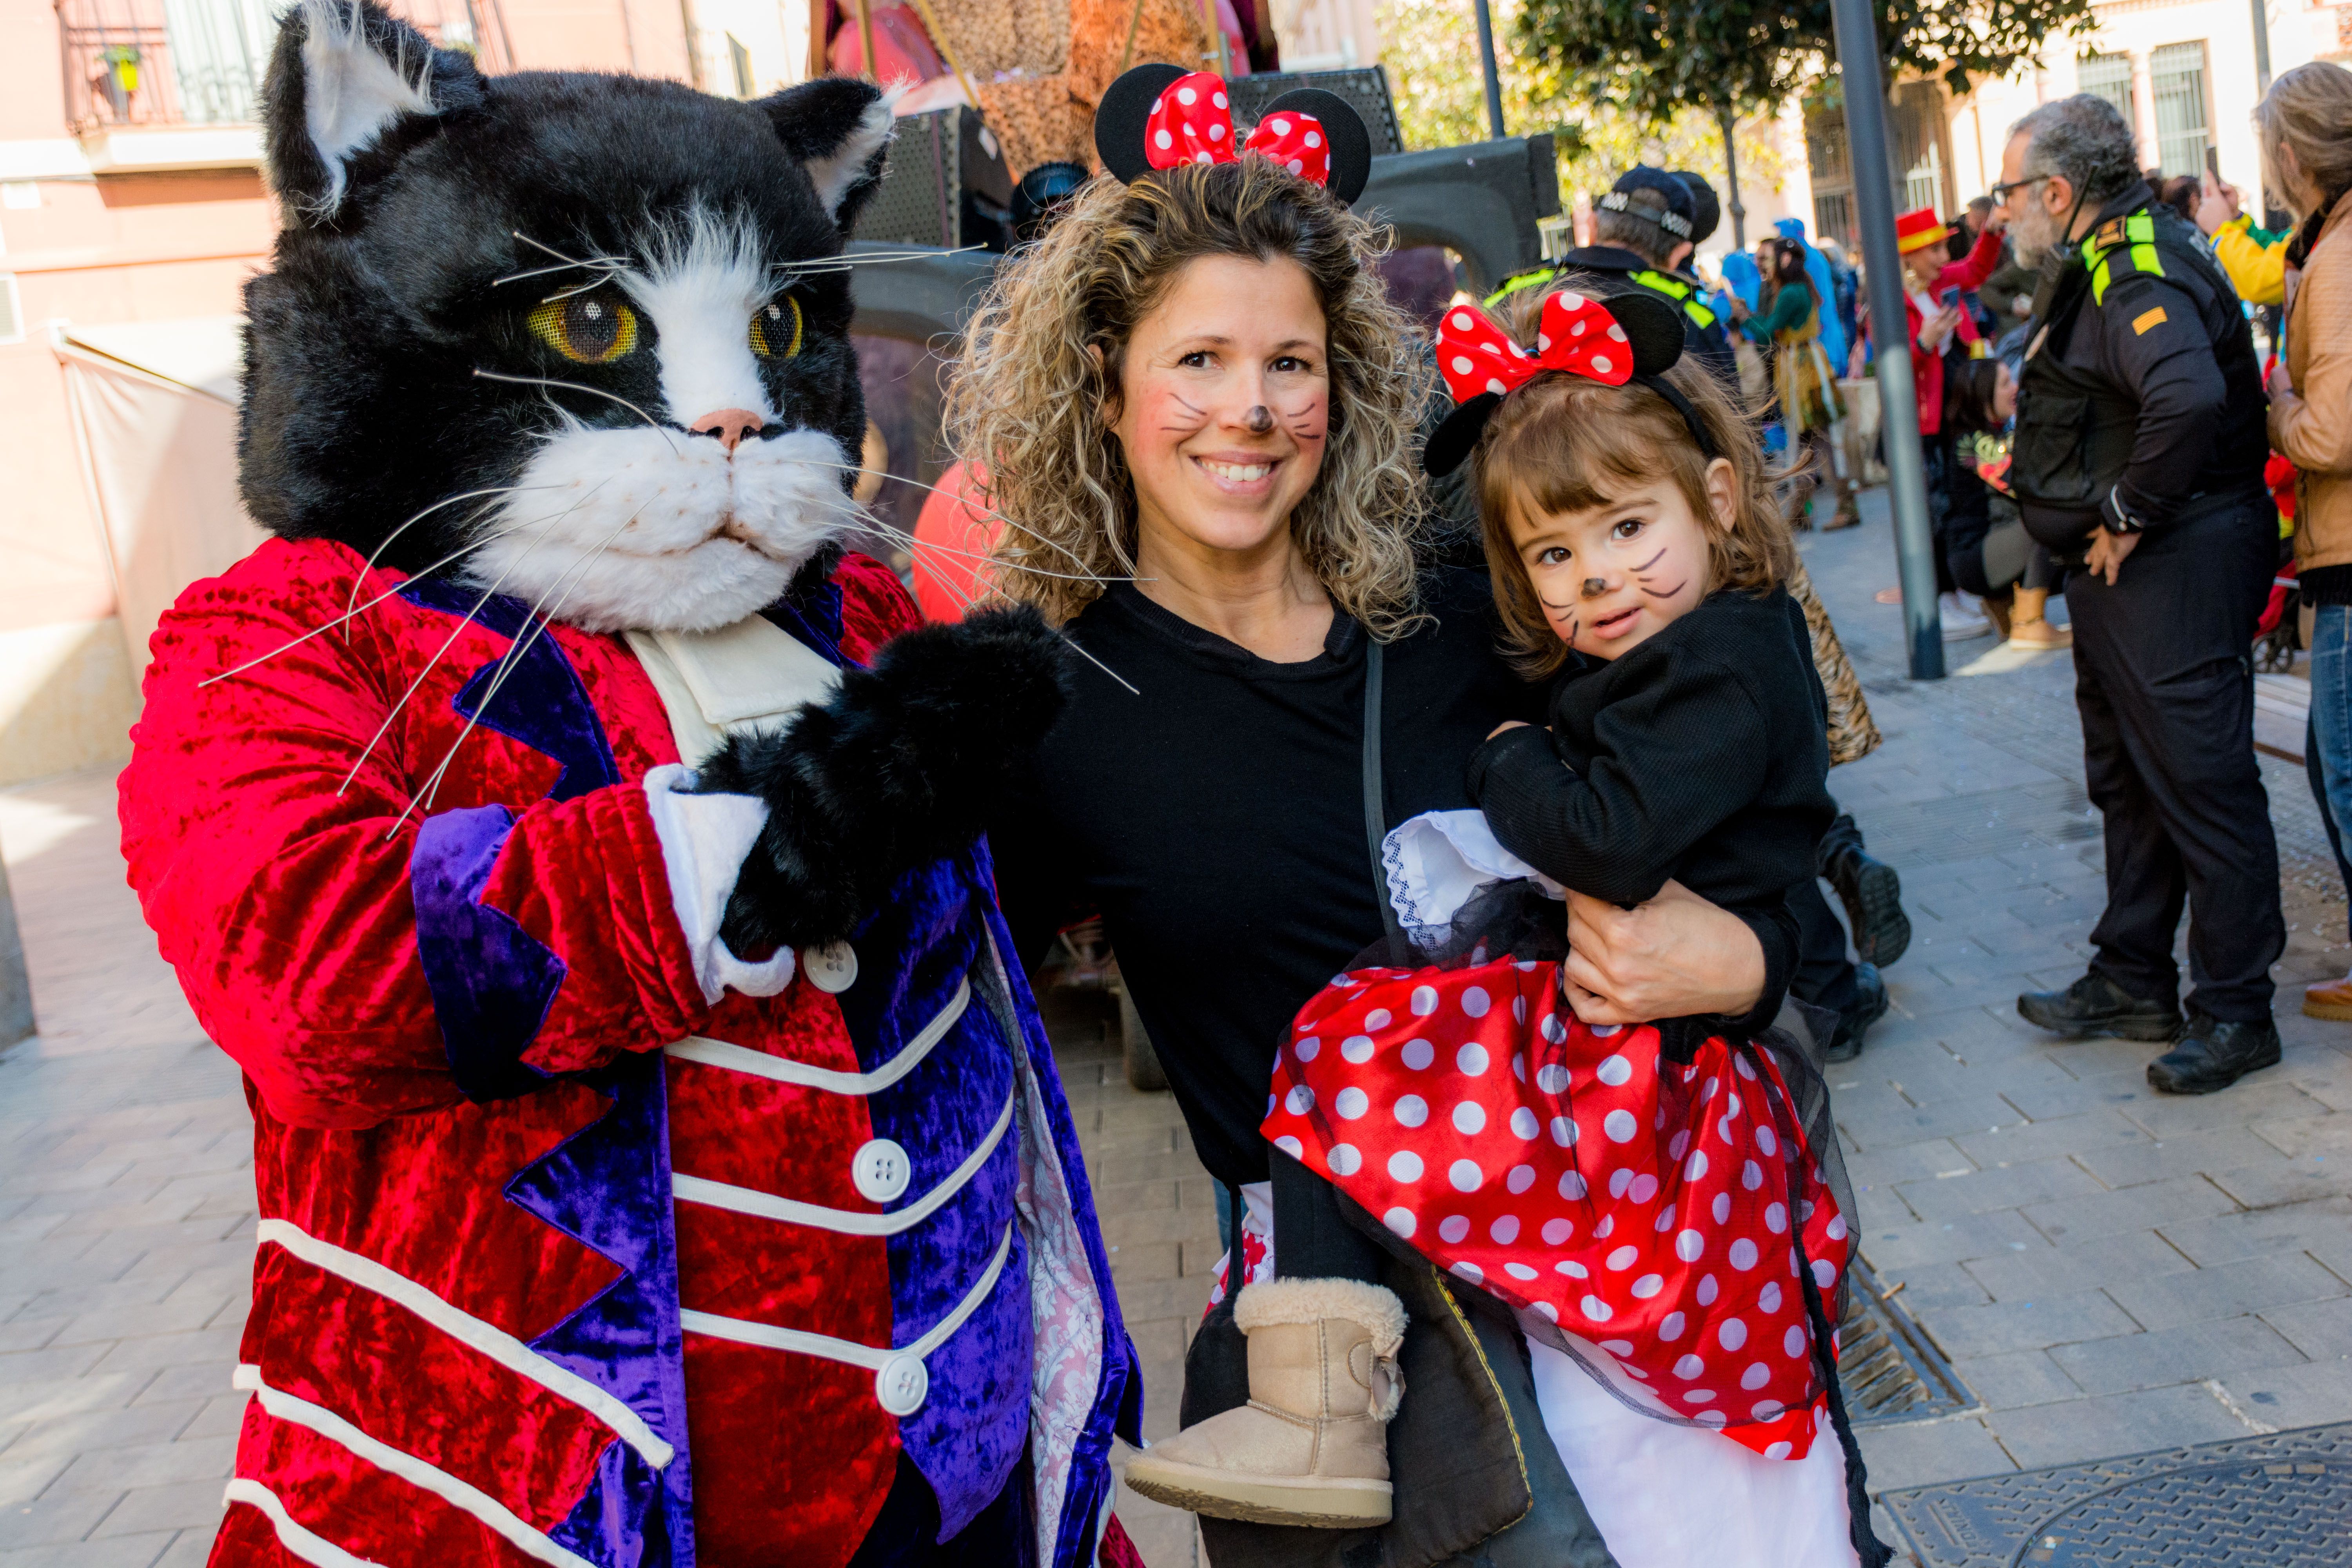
{"left": 1422, "top": 287, "right": 1710, "bottom": 477}
{"left": 1093, "top": 65, "right": 1374, "bottom": 206}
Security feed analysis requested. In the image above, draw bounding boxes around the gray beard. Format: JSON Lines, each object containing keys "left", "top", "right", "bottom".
{"left": 2008, "top": 204, "right": 2062, "bottom": 267}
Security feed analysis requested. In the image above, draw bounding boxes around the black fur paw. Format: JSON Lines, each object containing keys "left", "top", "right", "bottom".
{"left": 702, "top": 606, "right": 1073, "bottom": 952}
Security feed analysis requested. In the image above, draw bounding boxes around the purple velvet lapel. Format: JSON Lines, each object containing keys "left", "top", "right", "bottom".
{"left": 974, "top": 841, "right": 1144, "bottom": 1568}
{"left": 510, "top": 1052, "right": 697, "bottom": 1568}
{"left": 410, "top": 805, "right": 565, "bottom": 1102}
{"left": 397, "top": 577, "right": 621, "bottom": 802}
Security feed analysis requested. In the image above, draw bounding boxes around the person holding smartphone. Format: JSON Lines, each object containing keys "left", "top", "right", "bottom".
{"left": 1895, "top": 205, "right": 2013, "bottom": 634}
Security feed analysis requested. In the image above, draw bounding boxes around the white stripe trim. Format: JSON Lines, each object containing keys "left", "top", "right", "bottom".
{"left": 235, "top": 1365, "right": 596, "bottom": 1568}
{"left": 223, "top": 1477, "right": 387, "bottom": 1568}
{"left": 664, "top": 975, "right": 970, "bottom": 1095}
{"left": 671, "top": 1080, "right": 1014, "bottom": 1237}
{"left": 256, "top": 1218, "right": 673, "bottom": 1469}
{"left": 680, "top": 1222, "right": 1013, "bottom": 1370}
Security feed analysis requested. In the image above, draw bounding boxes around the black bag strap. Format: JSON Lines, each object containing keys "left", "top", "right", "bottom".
{"left": 1363, "top": 638, "right": 1406, "bottom": 964}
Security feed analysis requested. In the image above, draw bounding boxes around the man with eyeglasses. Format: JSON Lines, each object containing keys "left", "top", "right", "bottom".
{"left": 1998, "top": 94, "right": 2282, "bottom": 1094}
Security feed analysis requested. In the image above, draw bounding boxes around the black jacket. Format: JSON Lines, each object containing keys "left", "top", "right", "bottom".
{"left": 2012, "top": 183, "right": 2268, "bottom": 545}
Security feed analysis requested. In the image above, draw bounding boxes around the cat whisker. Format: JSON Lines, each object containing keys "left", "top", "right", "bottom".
{"left": 396, "top": 499, "right": 650, "bottom": 831}
{"left": 884, "top": 524, "right": 1140, "bottom": 697}
{"left": 203, "top": 508, "right": 579, "bottom": 688}
{"left": 472, "top": 368, "right": 681, "bottom": 454}
{"left": 334, "top": 487, "right": 603, "bottom": 795}
{"left": 493, "top": 259, "right": 623, "bottom": 288}
{"left": 537, "top": 277, "right": 616, "bottom": 304}
{"left": 508, "top": 232, "right": 630, "bottom": 272}
{"left": 347, "top": 484, "right": 562, "bottom": 621}
{"left": 852, "top": 512, "right": 1147, "bottom": 588}
{"left": 780, "top": 457, "right": 1100, "bottom": 579}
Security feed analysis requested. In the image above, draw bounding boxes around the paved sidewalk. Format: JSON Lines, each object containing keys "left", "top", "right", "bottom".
{"left": 4, "top": 486, "right": 2349, "bottom": 1568}
{"left": 0, "top": 775, "right": 250, "bottom": 1568}
{"left": 1804, "top": 499, "right": 2352, "bottom": 1553}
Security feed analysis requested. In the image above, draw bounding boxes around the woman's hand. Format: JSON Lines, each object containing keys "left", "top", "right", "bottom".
{"left": 1919, "top": 305, "right": 1962, "bottom": 352}
{"left": 1486, "top": 719, "right": 1531, "bottom": 740}
{"left": 2268, "top": 358, "right": 2296, "bottom": 402}
{"left": 1559, "top": 880, "right": 1765, "bottom": 1025}
{"left": 2195, "top": 174, "right": 2241, "bottom": 238}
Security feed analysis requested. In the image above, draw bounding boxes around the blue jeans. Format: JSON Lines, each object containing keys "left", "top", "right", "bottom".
{"left": 2307, "top": 604, "right": 2352, "bottom": 942}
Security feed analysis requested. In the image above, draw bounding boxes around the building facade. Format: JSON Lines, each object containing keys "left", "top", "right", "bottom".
{"left": 0, "top": 0, "right": 715, "bottom": 785}
{"left": 1804, "top": 0, "right": 2352, "bottom": 255}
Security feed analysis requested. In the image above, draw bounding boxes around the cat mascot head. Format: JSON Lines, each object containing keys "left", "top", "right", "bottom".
{"left": 242, "top": 0, "right": 894, "bottom": 633}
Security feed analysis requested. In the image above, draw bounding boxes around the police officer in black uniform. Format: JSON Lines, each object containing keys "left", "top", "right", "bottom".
{"left": 1999, "top": 94, "right": 2285, "bottom": 1093}
{"left": 1488, "top": 166, "right": 1739, "bottom": 392}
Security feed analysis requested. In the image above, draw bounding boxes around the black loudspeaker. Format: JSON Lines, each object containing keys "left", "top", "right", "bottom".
{"left": 1222, "top": 66, "right": 1404, "bottom": 156}
{"left": 853, "top": 106, "right": 1016, "bottom": 252}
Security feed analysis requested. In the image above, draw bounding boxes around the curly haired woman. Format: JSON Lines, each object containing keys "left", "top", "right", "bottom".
{"left": 954, "top": 121, "right": 1847, "bottom": 1564}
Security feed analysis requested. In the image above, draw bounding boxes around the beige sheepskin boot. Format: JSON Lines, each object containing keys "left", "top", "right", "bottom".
{"left": 1122, "top": 1278, "right": 1406, "bottom": 1527}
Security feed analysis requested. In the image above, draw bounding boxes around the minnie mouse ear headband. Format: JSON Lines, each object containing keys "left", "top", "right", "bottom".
{"left": 1093, "top": 64, "right": 1374, "bottom": 206}
{"left": 1422, "top": 287, "right": 1715, "bottom": 478}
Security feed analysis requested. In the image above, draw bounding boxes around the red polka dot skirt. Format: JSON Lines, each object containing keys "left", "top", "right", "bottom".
{"left": 1261, "top": 956, "right": 1852, "bottom": 1461}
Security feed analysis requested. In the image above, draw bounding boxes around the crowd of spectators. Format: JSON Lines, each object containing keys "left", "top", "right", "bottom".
{"left": 1696, "top": 65, "right": 2351, "bottom": 1091}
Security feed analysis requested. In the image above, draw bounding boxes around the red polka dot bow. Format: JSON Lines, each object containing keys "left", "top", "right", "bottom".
{"left": 1436, "top": 290, "right": 1637, "bottom": 405}
{"left": 1143, "top": 71, "right": 1332, "bottom": 187}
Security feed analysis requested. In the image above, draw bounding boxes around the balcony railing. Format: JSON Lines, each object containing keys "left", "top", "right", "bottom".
{"left": 58, "top": 0, "right": 512, "bottom": 135}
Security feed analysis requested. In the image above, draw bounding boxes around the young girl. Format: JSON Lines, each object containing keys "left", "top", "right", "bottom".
{"left": 1263, "top": 284, "right": 1870, "bottom": 1565}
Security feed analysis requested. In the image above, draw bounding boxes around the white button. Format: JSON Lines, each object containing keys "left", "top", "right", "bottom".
{"left": 875, "top": 1352, "right": 928, "bottom": 1415}
{"left": 852, "top": 1138, "right": 911, "bottom": 1203}
{"left": 804, "top": 941, "right": 858, "bottom": 993}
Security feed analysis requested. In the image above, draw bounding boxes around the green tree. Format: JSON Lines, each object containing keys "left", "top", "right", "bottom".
{"left": 1379, "top": 0, "right": 1784, "bottom": 227}
{"left": 1512, "top": 0, "right": 2098, "bottom": 240}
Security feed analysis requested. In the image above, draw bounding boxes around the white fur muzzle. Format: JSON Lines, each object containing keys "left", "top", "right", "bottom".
{"left": 465, "top": 424, "right": 859, "bottom": 633}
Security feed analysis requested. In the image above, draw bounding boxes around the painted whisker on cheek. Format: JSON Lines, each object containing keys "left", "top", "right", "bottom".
{"left": 1637, "top": 579, "right": 1689, "bottom": 601}
{"left": 1632, "top": 547, "right": 1666, "bottom": 572}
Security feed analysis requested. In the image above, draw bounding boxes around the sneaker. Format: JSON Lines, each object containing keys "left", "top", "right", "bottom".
{"left": 1939, "top": 591, "right": 1990, "bottom": 639}
{"left": 2017, "top": 972, "right": 2183, "bottom": 1042}
{"left": 1818, "top": 815, "right": 1911, "bottom": 967}
{"left": 2147, "top": 1014, "right": 2282, "bottom": 1094}
{"left": 1824, "top": 962, "right": 1889, "bottom": 1063}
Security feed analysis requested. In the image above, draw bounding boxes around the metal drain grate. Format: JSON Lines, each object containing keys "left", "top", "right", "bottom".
{"left": 1838, "top": 1257, "right": 1975, "bottom": 1427}
{"left": 1881, "top": 1421, "right": 2352, "bottom": 1566}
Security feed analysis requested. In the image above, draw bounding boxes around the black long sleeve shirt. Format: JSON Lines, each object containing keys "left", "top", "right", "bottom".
{"left": 1468, "top": 587, "right": 1834, "bottom": 933}
{"left": 989, "top": 570, "right": 1798, "bottom": 1185}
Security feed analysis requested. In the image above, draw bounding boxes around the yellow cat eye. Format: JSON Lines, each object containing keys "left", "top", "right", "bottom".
{"left": 527, "top": 293, "right": 640, "bottom": 364}
{"left": 751, "top": 296, "right": 802, "bottom": 359}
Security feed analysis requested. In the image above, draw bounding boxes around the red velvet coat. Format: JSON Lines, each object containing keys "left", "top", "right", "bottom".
{"left": 121, "top": 538, "right": 1137, "bottom": 1568}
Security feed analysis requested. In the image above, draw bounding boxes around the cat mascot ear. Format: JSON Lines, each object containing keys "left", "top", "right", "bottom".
{"left": 261, "top": 0, "right": 485, "bottom": 226}
{"left": 757, "top": 78, "right": 897, "bottom": 236}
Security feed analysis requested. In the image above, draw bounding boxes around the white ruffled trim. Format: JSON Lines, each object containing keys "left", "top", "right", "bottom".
{"left": 1382, "top": 810, "right": 1564, "bottom": 948}
{"left": 642, "top": 762, "right": 796, "bottom": 1004}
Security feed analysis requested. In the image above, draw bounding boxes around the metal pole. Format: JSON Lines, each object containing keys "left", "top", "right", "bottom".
{"left": 2250, "top": 0, "right": 2272, "bottom": 94}
{"left": 0, "top": 857, "right": 34, "bottom": 1049}
{"left": 1829, "top": 0, "right": 1943, "bottom": 678}
{"left": 1716, "top": 105, "right": 1747, "bottom": 249}
{"left": 1471, "top": 0, "right": 1506, "bottom": 142}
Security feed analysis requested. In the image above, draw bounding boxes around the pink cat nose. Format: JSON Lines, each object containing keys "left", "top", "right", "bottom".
{"left": 689, "top": 408, "right": 764, "bottom": 452}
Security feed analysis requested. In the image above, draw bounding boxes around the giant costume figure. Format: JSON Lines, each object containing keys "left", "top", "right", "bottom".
{"left": 118, "top": 5, "right": 1138, "bottom": 1563}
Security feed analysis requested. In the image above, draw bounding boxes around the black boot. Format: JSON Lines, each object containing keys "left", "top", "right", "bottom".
{"left": 2016, "top": 971, "right": 2183, "bottom": 1042}
{"left": 2147, "top": 1014, "right": 2282, "bottom": 1094}
{"left": 1818, "top": 816, "right": 1911, "bottom": 967}
{"left": 1824, "top": 961, "right": 1889, "bottom": 1063}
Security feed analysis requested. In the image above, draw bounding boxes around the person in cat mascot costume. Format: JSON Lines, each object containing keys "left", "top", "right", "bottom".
{"left": 118, "top": 4, "right": 1143, "bottom": 1564}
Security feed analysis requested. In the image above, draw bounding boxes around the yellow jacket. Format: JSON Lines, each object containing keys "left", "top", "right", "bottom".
{"left": 2215, "top": 216, "right": 2286, "bottom": 307}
